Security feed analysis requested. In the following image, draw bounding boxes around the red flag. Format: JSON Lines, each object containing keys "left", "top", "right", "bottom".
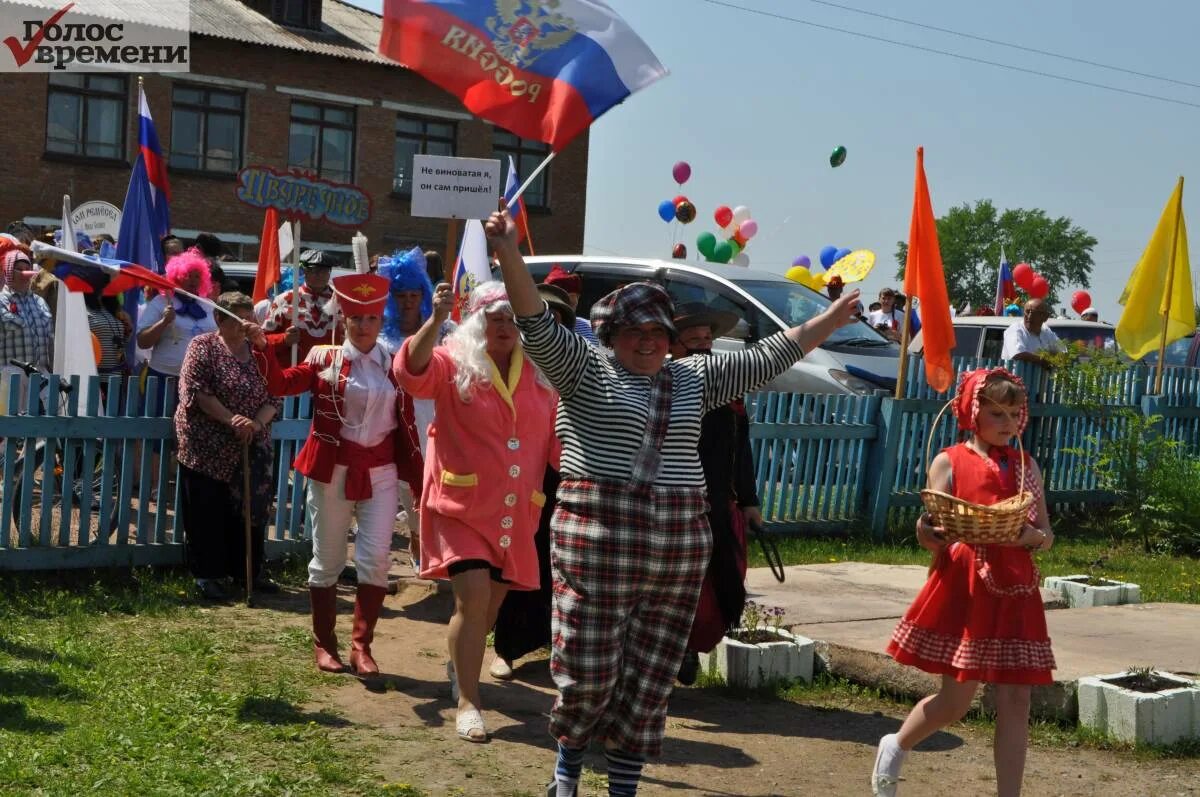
{"left": 253, "top": 208, "right": 281, "bottom": 304}
{"left": 903, "top": 147, "right": 955, "bottom": 393}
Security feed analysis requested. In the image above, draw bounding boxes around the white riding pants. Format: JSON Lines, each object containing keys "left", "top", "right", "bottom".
{"left": 306, "top": 463, "right": 397, "bottom": 588}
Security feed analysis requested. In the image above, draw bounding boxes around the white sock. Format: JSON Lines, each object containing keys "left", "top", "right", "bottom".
{"left": 876, "top": 733, "right": 907, "bottom": 778}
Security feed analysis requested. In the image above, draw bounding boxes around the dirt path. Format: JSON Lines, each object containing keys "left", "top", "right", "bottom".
{"left": 246, "top": 583, "right": 1197, "bottom": 797}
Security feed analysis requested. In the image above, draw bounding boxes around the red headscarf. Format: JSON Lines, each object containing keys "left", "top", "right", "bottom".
{"left": 952, "top": 367, "right": 1028, "bottom": 435}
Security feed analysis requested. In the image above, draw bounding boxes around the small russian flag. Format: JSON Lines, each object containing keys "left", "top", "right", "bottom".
{"left": 138, "top": 83, "right": 171, "bottom": 240}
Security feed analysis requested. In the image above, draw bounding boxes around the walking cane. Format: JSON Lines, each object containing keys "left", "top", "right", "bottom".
{"left": 242, "top": 441, "right": 253, "bottom": 607}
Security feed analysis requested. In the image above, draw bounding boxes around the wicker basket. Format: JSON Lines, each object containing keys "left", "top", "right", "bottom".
{"left": 919, "top": 400, "right": 1032, "bottom": 545}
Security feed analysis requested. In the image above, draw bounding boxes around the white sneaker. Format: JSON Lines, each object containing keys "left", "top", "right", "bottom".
{"left": 447, "top": 660, "right": 459, "bottom": 702}
{"left": 871, "top": 734, "right": 905, "bottom": 796}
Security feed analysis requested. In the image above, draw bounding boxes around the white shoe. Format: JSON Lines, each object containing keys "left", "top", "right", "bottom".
{"left": 489, "top": 657, "right": 514, "bottom": 681}
{"left": 455, "top": 706, "right": 488, "bottom": 742}
{"left": 447, "top": 660, "right": 459, "bottom": 702}
{"left": 871, "top": 734, "right": 905, "bottom": 796}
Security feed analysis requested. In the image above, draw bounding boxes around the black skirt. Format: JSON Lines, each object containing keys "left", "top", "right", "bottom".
{"left": 493, "top": 466, "right": 558, "bottom": 662}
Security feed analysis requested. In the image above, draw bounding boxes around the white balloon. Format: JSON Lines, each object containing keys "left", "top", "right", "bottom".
{"left": 732, "top": 205, "right": 751, "bottom": 224}
{"left": 732, "top": 253, "right": 751, "bottom": 267}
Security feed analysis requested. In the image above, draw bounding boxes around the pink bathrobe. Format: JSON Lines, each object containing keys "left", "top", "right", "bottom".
{"left": 395, "top": 342, "right": 558, "bottom": 591}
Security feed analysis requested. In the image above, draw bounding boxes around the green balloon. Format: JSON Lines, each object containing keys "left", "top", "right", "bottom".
{"left": 712, "top": 241, "right": 733, "bottom": 263}
{"left": 830, "top": 145, "right": 847, "bottom": 168}
{"left": 696, "top": 232, "right": 717, "bottom": 258}
{"left": 728, "top": 239, "right": 742, "bottom": 257}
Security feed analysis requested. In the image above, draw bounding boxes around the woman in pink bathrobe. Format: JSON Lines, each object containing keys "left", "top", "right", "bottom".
{"left": 395, "top": 280, "right": 557, "bottom": 744}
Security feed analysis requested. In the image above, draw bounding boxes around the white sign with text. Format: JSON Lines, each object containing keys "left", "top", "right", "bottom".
{"left": 410, "top": 154, "right": 501, "bottom": 220}
{"left": 69, "top": 200, "right": 121, "bottom": 242}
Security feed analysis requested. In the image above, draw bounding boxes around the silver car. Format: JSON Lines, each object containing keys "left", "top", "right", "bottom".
{"left": 524, "top": 256, "right": 900, "bottom": 395}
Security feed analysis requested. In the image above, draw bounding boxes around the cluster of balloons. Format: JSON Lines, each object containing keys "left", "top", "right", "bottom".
{"left": 1071, "top": 290, "right": 1093, "bottom": 315}
{"left": 1011, "top": 262, "right": 1050, "bottom": 299}
{"left": 657, "top": 161, "right": 697, "bottom": 259}
{"left": 696, "top": 204, "right": 758, "bottom": 266}
{"left": 784, "top": 244, "right": 852, "bottom": 290}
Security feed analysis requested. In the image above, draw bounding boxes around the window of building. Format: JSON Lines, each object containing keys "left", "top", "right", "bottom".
{"left": 493, "top": 130, "right": 551, "bottom": 210}
{"left": 288, "top": 101, "right": 355, "bottom": 183}
{"left": 45, "top": 74, "right": 128, "bottom": 161}
{"left": 169, "top": 84, "right": 244, "bottom": 174}
{"left": 392, "top": 114, "right": 457, "bottom": 196}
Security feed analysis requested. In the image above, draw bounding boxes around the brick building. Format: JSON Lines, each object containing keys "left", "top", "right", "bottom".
{"left": 0, "top": 0, "right": 588, "bottom": 266}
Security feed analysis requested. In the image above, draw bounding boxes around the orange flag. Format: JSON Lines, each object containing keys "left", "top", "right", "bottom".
{"left": 252, "top": 207, "right": 280, "bottom": 304}
{"left": 903, "top": 147, "right": 955, "bottom": 393}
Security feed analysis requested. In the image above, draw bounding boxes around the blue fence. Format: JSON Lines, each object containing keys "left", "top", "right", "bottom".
{"left": 0, "top": 372, "right": 310, "bottom": 571}
{"left": 3, "top": 357, "right": 1200, "bottom": 570}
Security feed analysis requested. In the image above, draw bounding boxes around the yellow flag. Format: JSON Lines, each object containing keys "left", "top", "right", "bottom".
{"left": 1116, "top": 177, "right": 1194, "bottom": 362}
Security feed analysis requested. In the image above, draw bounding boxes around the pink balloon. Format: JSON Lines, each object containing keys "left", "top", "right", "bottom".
{"left": 738, "top": 220, "right": 758, "bottom": 239}
{"left": 672, "top": 161, "right": 692, "bottom": 184}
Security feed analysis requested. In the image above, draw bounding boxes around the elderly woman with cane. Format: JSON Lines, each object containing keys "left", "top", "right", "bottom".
{"left": 394, "top": 279, "right": 557, "bottom": 743}
{"left": 175, "top": 292, "right": 280, "bottom": 602}
{"left": 485, "top": 209, "right": 860, "bottom": 796}
{"left": 252, "top": 273, "right": 424, "bottom": 677}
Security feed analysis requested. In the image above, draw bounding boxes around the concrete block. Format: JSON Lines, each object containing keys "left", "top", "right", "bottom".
{"left": 1043, "top": 575, "right": 1142, "bottom": 608}
{"left": 700, "top": 628, "right": 814, "bottom": 688}
{"left": 1076, "top": 670, "right": 1198, "bottom": 745}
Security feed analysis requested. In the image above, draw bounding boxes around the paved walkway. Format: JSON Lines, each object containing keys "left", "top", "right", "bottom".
{"left": 747, "top": 563, "right": 1200, "bottom": 719}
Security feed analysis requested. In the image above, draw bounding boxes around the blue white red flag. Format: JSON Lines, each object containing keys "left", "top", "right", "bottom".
{"left": 503, "top": 155, "right": 533, "bottom": 251}
{"left": 379, "top": 0, "right": 668, "bottom": 151}
{"left": 138, "top": 83, "right": 171, "bottom": 240}
{"left": 34, "top": 242, "right": 178, "bottom": 296}
{"left": 451, "top": 219, "right": 493, "bottom": 321}
{"left": 994, "top": 245, "right": 1015, "bottom": 314}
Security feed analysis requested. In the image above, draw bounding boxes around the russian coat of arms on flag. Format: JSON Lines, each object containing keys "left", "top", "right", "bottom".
{"left": 380, "top": 0, "right": 667, "bottom": 151}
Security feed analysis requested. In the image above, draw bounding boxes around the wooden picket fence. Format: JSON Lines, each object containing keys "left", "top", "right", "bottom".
{"left": 2, "top": 357, "right": 1199, "bottom": 569}
{"left": 0, "top": 372, "right": 310, "bottom": 571}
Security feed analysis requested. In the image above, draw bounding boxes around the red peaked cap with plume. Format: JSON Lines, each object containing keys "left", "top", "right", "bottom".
{"left": 543, "top": 264, "right": 582, "bottom": 294}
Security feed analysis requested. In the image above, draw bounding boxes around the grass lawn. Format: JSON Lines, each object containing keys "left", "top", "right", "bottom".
{"left": 0, "top": 568, "right": 413, "bottom": 796}
{"left": 748, "top": 530, "right": 1200, "bottom": 604}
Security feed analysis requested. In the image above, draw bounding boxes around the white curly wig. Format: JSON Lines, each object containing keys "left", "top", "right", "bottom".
{"left": 443, "top": 280, "right": 548, "bottom": 401}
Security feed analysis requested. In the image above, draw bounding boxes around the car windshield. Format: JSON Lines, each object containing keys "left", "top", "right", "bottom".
{"left": 736, "top": 279, "right": 889, "bottom": 345}
{"left": 1052, "top": 324, "right": 1117, "bottom": 351}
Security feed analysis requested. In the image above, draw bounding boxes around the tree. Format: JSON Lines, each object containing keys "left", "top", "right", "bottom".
{"left": 895, "top": 200, "right": 1097, "bottom": 311}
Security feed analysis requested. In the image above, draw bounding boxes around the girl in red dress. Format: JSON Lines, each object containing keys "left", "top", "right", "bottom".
{"left": 872, "top": 368, "right": 1055, "bottom": 797}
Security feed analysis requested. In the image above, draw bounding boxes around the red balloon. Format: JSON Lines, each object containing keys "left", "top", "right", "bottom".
{"left": 673, "top": 194, "right": 689, "bottom": 208}
{"left": 672, "top": 243, "right": 687, "bottom": 259}
{"left": 714, "top": 205, "right": 733, "bottom": 228}
{"left": 1029, "top": 275, "right": 1050, "bottom": 299}
{"left": 1071, "top": 290, "right": 1092, "bottom": 314}
{"left": 1012, "top": 262, "right": 1034, "bottom": 290}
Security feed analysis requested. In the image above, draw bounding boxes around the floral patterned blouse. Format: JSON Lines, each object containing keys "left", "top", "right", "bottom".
{"left": 175, "top": 332, "right": 280, "bottom": 486}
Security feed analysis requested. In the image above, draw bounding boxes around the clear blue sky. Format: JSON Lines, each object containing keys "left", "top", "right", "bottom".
{"left": 347, "top": 0, "right": 1200, "bottom": 323}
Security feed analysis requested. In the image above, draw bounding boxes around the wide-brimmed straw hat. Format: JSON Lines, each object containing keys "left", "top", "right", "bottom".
{"left": 537, "top": 283, "right": 576, "bottom": 328}
{"left": 672, "top": 302, "right": 739, "bottom": 339}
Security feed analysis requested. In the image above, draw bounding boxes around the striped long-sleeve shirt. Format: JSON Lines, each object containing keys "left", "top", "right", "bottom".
{"left": 517, "top": 307, "right": 804, "bottom": 487}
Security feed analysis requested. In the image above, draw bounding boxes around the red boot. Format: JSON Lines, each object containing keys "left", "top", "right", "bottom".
{"left": 349, "top": 584, "right": 387, "bottom": 676}
{"left": 310, "top": 586, "right": 347, "bottom": 673}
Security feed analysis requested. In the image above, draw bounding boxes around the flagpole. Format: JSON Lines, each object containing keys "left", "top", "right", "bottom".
{"left": 290, "top": 219, "right": 302, "bottom": 367}
{"left": 894, "top": 298, "right": 914, "bottom": 399}
{"left": 1152, "top": 176, "right": 1184, "bottom": 395}
{"left": 505, "top": 151, "right": 556, "bottom": 211}
{"left": 444, "top": 218, "right": 460, "bottom": 283}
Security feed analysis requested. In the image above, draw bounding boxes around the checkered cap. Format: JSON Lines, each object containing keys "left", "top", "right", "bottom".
{"left": 589, "top": 281, "right": 677, "bottom": 347}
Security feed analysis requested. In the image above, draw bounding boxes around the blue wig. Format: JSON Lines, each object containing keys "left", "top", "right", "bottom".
{"left": 379, "top": 247, "right": 432, "bottom": 344}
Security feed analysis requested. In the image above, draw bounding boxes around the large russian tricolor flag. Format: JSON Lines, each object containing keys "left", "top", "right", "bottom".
{"left": 138, "top": 83, "right": 171, "bottom": 240}
{"left": 379, "top": 0, "right": 667, "bottom": 151}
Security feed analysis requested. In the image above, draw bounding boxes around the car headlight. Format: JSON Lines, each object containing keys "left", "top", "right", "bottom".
{"left": 828, "top": 369, "right": 878, "bottom": 394}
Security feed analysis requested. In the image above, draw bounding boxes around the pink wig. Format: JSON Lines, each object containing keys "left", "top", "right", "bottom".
{"left": 164, "top": 247, "right": 213, "bottom": 296}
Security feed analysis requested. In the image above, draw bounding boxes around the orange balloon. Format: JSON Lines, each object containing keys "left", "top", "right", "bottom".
{"left": 91, "top": 333, "right": 102, "bottom": 366}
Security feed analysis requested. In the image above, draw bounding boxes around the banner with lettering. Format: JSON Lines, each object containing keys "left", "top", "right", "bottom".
{"left": 235, "top": 166, "right": 372, "bottom": 227}
{"left": 378, "top": 0, "right": 667, "bottom": 151}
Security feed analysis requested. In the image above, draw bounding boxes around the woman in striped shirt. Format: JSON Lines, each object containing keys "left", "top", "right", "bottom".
{"left": 485, "top": 210, "right": 860, "bottom": 797}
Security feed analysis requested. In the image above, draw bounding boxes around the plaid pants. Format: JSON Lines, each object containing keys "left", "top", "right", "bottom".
{"left": 548, "top": 478, "right": 711, "bottom": 757}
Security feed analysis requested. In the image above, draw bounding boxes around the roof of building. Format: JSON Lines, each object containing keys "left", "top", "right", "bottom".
{"left": 191, "top": 0, "right": 401, "bottom": 66}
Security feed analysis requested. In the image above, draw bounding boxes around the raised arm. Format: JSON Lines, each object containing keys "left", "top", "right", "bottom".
{"left": 246, "top": 322, "right": 317, "bottom": 396}
{"left": 485, "top": 210, "right": 541, "bottom": 318}
{"left": 700, "top": 290, "right": 861, "bottom": 410}
{"left": 404, "top": 282, "right": 454, "bottom": 377}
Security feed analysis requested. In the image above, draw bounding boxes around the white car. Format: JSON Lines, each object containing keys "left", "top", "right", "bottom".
{"left": 907, "top": 315, "right": 1117, "bottom": 359}
{"left": 523, "top": 256, "right": 900, "bottom": 395}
